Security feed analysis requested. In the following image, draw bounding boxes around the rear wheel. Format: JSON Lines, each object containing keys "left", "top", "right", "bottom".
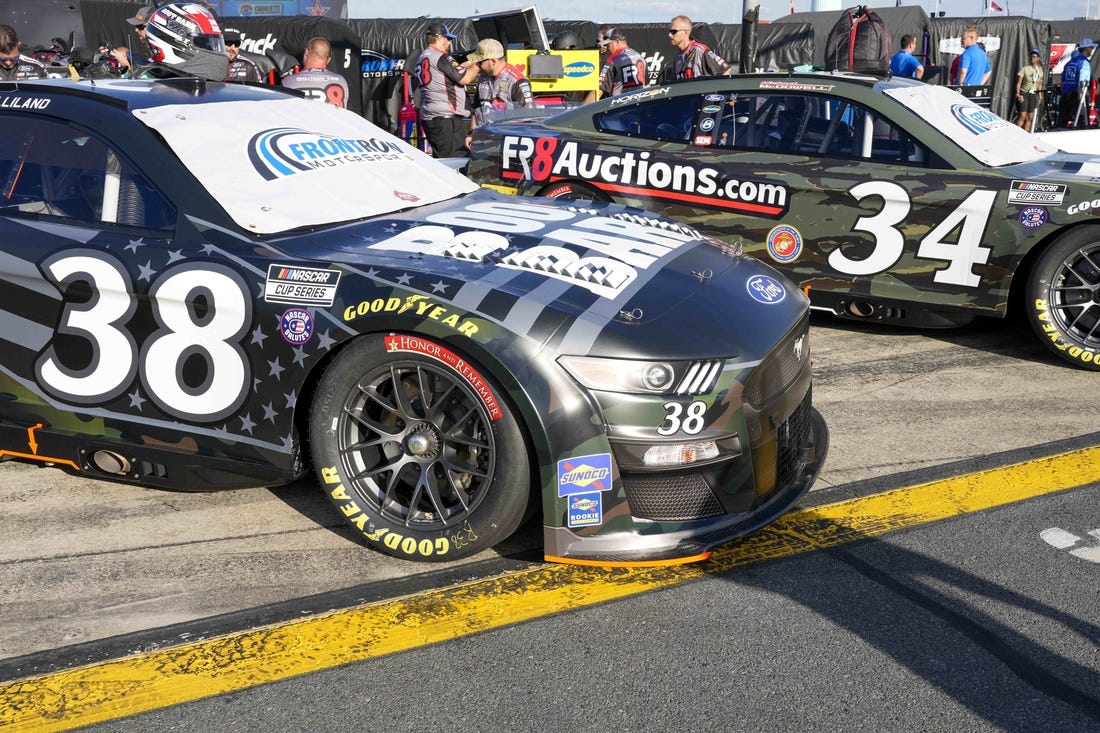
{"left": 309, "top": 335, "right": 530, "bottom": 560}
{"left": 1025, "top": 229, "right": 1100, "bottom": 370}
{"left": 538, "top": 180, "right": 611, "bottom": 203}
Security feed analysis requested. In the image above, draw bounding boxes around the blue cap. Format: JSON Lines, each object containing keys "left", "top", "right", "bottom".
{"left": 1078, "top": 38, "right": 1097, "bottom": 49}
{"left": 427, "top": 22, "right": 457, "bottom": 40}
{"left": 1030, "top": 48, "right": 1041, "bottom": 56}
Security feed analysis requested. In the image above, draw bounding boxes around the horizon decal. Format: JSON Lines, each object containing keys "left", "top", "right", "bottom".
{"left": 950, "top": 104, "right": 1010, "bottom": 135}
{"left": 248, "top": 128, "right": 407, "bottom": 180}
{"left": 500, "top": 136, "right": 790, "bottom": 218}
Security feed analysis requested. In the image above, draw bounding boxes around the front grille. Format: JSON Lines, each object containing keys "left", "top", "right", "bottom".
{"left": 744, "top": 316, "right": 810, "bottom": 406}
{"left": 622, "top": 471, "right": 724, "bottom": 521}
{"left": 777, "top": 391, "right": 813, "bottom": 487}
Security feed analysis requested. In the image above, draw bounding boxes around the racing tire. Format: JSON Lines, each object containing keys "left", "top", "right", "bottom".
{"left": 538, "top": 180, "right": 611, "bottom": 203}
{"left": 309, "top": 335, "right": 530, "bottom": 561}
{"left": 1025, "top": 229, "right": 1100, "bottom": 370}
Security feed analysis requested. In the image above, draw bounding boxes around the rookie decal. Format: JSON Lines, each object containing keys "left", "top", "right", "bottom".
{"left": 1018, "top": 206, "right": 1048, "bottom": 229}
{"left": 248, "top": 128, "right": 405, "bottom": 180}
{"left": 747, "top": 274, "right": 786, "bottom": 304}
{"left": 951, "top": 104, "right": 1011, "bottom": 135}
{"left": 1008, "top": 180, "right": 1067, "bottom": 206}
{"left": 557, "top": 453, "right": 612, "bottom": 496}
{"left": 384, "top": 334, "right": 502, "bottom": 419}
{"left": 500, "top": 137, "right": 790, "bottom": 218}
{"left": 264, "top": 264, "right": 341, "bottom": 306}
{"left": 767, "top": 224, "right": 802, "bottom": 262}
{"left": 567, "top": 492, "right": 603, "bottom": 528}
{"left": 280, "top": 308, "right": 313, "bottom": 344}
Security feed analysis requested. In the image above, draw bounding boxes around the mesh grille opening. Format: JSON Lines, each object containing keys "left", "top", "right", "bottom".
{"left": 622, "top": 472, "right": 724, "bottom": 521}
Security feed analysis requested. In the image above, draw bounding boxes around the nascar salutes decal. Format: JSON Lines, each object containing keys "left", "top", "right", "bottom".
{"left": 1007, "top": 180, "right": 1067, "bottom": 206}
{"left": 557, "top": 453, "right": 612, "bottom": 496}
{"left": 1018, "top": 206, "right": 1048, "bottom": 229}
{"left": 280, "top": 308, "right": 314, "bottom": 344}
{"left": 248, "top": 129, "right": 406, "bottom": 180}
{"left": 264, "top": 265, "right": 341, "bottom": 306}
{"left": 567, "top": 492, "right": 603, "bottom": 528}
{"left": 500, "top": 136, "right": 790, "bottom": 218}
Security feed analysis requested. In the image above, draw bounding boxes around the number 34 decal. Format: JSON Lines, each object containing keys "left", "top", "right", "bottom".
{"left": 35, "top": 250, "right": 252, "bottom": 423}
{"left": 829, "top": 182, "right": 997, "bottom": 287}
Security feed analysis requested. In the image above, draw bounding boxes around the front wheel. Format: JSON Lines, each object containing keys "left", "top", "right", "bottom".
{"left": 309, "top": 335, "right": 530, "bottom": 561}
{"left": 1025, "top": 230, "right": 1100, "bottom": 370}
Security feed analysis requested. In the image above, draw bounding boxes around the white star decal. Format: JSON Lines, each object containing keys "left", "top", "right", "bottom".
{"left": 396, "top": 273, "right": 413, "bottom": 285}
{"left": 430, "top": 280, "right": 449, "bottom": 294}
{"left": 267, "top": 357, "right": 285, "bottom": 378}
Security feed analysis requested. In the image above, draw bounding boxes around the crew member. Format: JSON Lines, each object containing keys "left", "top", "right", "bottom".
{"left": 670, "top": 15, "right": 730, "bottom": 79}
{"left": 416, "top": 22, "right": 478, "bottom": 157}
{"left": 135, "top": 2, "right": 228, "bottom": 81}
{"left": 890, "top": 35, "right": 924, "bottom": 79}
{"left": 0, "top": 25, "right": 48, "bottom": 80}
{"left": 591, "top": 27, "right": 646, "bottom": 101}
{"left": 1015, "top": 48, "right": 1043, "bottom": 131}
{"left": 223, "top": 28, "right": 260, "bottom": 82}
{"left": 1061, "top": 38, "right": 1096, "bottom": 128}
{"left": 282, "top": 38, "right": 349, "bottom": 107}
{"left": 957, "top": 28, "right": 991, "bottom": 86}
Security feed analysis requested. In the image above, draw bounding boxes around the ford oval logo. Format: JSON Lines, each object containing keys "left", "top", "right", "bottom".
{"left": 564, "top": 61, "right": 596, "bottom": 77}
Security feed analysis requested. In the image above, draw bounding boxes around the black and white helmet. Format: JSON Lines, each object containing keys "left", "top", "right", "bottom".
{"left": 145, "top": 2, "right": 227, "bottom": 80}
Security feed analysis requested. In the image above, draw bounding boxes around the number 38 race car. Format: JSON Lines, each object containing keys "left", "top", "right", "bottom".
{"left": 0, "top": 78, "right": 825, "bottom": 565}
{"left": 467, "top": 73, "right": 1100, "bottom": 371}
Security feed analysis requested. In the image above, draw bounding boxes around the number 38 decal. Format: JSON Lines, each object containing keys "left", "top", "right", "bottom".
{"left": 34, "top": 250, "right": 253, "bottom": 422}
{"left": 658, "top": 401, "right": 707, "bottom": 436}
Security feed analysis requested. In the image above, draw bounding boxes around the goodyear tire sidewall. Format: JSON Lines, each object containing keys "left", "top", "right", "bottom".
{"left": 1027, "top": 232, "right": 1100, "bottom": 371}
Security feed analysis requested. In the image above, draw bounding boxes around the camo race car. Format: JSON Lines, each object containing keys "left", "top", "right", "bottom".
{"left": 467, "top": 73, "right": 1100, "bottom": 371}
{"left": 0, "top": 77, "right": 825, "bottom": 565}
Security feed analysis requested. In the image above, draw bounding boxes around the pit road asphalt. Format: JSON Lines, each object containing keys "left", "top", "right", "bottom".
{"left": 1, "top": 314, "right": 1098, "bottom": 730}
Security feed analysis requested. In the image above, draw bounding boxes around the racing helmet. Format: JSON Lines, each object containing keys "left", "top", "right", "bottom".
{"left": 145, "top": 2, "right": 228, "bottom": 80}
{"left": 550, "top": 31, "right": 580, "bottom": 50}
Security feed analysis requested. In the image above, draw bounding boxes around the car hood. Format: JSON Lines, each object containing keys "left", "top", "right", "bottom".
{"left": 277, "top": 190, "right": 806, "bottom": 360}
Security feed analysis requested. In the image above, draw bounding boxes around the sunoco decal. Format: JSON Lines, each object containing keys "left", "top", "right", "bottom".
{"left": 767, "top": 224, "right": 802, "bottom": 263}
{"left": 384, "top": 334, "right": 502, "bottom": 420}
{"left": 1007, "top": 180, "right": 1067, "bottom": 206}
{"left": 747, "top": 274, "right": 786, "bottom": 304}
{"left": 951, "top": 104, "right": 1011, "bottom": 135}
{"left": 557, "top": 453, "right": 612, "bottom": 496}
{"left": 248, "top": 128, "right": 406, "bottom": 180}
{"left": 567, "top": 492, "right": 603, "bottom": 528}
{"left": 500, "top": 136, "right": 790, "bottom": 218}
{"left": 264, "top": 264, "right": 341, "bottom": 306}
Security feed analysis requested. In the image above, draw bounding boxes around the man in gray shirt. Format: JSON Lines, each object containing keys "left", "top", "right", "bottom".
{"left": 415, "top": 22, "right": 478, "bottom": 157}
{"left": 282, "top": 37, "right": 349, "bottom": 108}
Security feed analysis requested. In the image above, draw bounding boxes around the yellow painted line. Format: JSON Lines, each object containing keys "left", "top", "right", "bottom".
{"left": 2, "top": 444, "right": 1099, "bottom": 731}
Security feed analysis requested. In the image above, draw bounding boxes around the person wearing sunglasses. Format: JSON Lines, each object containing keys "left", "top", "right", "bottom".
{"left": 223, "top": 28, "right": 261, "bottom": 83}
{"left": 125, "top": 5, "right": 153, "bottom": 65}
{"left": 0, "top": 25, "right": 47, "bottom": 81}
{"left": 669, "top": 15, "right": 730, "bottom": 80}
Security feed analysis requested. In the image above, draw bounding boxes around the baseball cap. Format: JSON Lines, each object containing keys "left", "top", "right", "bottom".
{"left": 223, "top": 28, "right": 242, "bottom": 44}
{"left": 427, "top": 22, "right": 457, "bottom": 40}
{"left": 1030, "top": 47, "right": 1041, "bottom": 55}
{"left": 1079, "top": 37, "right": 1097, "bottom": 49}
{"left": 467, "top": 38, "right": 504, "bottom": 63}
{"left": 597, "top": 27, "right": 627, "bottom": 47}
{"left": 126, "top": 5, "right": 153, "bottom": 26}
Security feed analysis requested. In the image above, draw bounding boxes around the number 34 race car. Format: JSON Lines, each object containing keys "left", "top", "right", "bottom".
{"left": 0, "top": 78, "right": 825, "bottom": 565}
{"left": 467, "top": 73, "right": 1100, "bottom": 371}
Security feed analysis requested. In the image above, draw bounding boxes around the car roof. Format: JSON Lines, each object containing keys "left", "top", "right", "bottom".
{"left": 0, "top": 77, "right": 297, "bottom": 110}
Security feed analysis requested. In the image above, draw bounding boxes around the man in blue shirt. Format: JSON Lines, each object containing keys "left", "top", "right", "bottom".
{"left": 890, "top": 35, "right": 924, "bottom": 79}
{"left": 1060, "top": 38, "right": 1096, "bottom": 127}
{"left": 957, "top": 28, "right": 991, "bottom": 86}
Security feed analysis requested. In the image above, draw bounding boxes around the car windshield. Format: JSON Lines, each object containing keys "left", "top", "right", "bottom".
{"left": 884, "top": 84, "right": 1058, "bottom": 167}
{"left": 132, "top": 95, "right": 478, "bottom": 234}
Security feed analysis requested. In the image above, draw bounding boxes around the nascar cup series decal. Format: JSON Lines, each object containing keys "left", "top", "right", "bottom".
{"left": 280, "top": 308, "right": 314, "bottom": 344}
{"left": 747, "top": 274, "right": 786, "bottom": 304}
{"left": 557, "top": 453, "right": 612, "bottom": 497}
{"left": 383, "top": 334, "right": 502, "bottom": 420}
{"left": 1007, "top": 180, "right": 1067, "bottom": 206}
{"left": 767, "top": 224, "right": 803, "bottom": 263}
{"left": 567, "top": 492, "right": 603, "bottom": 528}
{"left": 500, "top": 136, "right": 790, "bottom": 218}
{"left": 248, "top": 128, "right": 406, "bottom": 180}
{"left": 264, "top": 265, "right": 341, "bottom": 306}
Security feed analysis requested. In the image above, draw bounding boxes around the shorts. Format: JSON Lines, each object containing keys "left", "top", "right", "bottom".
{"left": 1019, "top": 92, "right": 1038, "bottom": 113}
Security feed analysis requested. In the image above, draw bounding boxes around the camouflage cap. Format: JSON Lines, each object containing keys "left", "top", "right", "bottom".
{"left": 467, "top": 38, "right": 504, "bottom": 63}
